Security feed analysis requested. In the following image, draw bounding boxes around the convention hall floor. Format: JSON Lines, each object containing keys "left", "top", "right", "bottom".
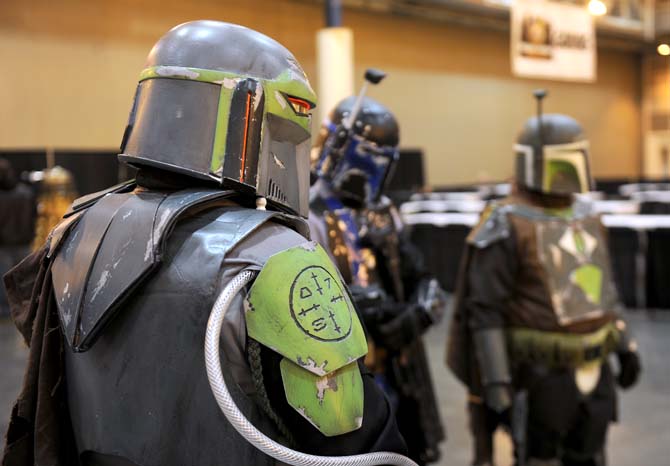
{"left": 1, "top": 310, "right": 668, "bottom": 465}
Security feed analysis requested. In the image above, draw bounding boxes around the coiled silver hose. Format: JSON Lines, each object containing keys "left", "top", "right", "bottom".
{"left": 204, "top": 269, "right": 419, "bottom": 466}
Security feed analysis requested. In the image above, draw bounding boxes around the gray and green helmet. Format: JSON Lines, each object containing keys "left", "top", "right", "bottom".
{"left": 514, "top": 113, "right": 593, "bottom": 195}
{"left": 119, "top": 21, "right": 317, "bottom": 217}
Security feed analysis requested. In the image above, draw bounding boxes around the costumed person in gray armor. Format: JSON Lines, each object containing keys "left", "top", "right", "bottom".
{"left": 446, "top": 90, "right": 641, "bottom": 466}
{"left": 309, "top": 74, "right": 446, "bottom": 465}
{"left": 2, "top": 21, "right": 417, "bottom": 466}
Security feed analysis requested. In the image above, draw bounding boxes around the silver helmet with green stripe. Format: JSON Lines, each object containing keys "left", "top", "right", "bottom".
{"left": 514, "top": 90, "right": 593, "bottom": 196}
{"left": 119, "top": 21, "right": 317, "bottom": 217}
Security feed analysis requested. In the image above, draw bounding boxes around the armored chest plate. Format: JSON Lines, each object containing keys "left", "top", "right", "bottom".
{"left": 534, "top": 215, "right": 617, "bottom": 326}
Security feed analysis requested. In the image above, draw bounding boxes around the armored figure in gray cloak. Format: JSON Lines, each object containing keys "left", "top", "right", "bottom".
{"left": 309, "top": 95, "right": 446, "bottom": 465}
{"left": 447, "top": 91, "right": 641, "bottom": 466}
{"left": 2, "top": 21, "right": 408, "bottom": 466}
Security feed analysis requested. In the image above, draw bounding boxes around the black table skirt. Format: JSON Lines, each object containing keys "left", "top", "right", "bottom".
{"left": 408, "top": 223, "right": 666, "bottom": 310}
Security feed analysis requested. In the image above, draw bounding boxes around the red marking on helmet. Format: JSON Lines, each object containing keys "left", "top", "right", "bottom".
{"left": 287, "top": 96, "right": 313, "bottom": 114}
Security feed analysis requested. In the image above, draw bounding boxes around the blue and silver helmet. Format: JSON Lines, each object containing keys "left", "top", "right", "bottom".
{"left": 313, "top": 96, "right": 399, "bottom": 207}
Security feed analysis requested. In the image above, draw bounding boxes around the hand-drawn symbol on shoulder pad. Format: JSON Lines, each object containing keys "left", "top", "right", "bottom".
{"left": 289, "top": 265, "right": 352, "bottom": 342}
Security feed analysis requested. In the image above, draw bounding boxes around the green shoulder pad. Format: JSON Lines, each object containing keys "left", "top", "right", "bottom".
{"left": 245, "top": 241, "right": 367, "bottom": 436}
{"left": 245, "top": 241, "right": 368, "bottom": 375}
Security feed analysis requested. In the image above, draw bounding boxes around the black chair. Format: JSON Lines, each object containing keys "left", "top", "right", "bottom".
{"left": 606, "top": 227, "right": 639, "bottom": 308}
{"left": 646, "top": 228, "right": 670, "bottom": 310}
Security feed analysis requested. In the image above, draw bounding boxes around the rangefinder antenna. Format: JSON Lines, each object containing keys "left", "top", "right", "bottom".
{"left": 533, "top": 89, "right": 547, "bottom": 146}
{"left": 342, "top": 68, "right": 387, "bottom": 130}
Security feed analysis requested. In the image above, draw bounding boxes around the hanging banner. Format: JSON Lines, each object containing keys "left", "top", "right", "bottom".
{"left": 511, "top": 0, "right": 596, "bottom": 82}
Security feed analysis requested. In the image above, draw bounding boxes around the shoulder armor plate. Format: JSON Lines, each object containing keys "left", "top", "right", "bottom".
{"left": 65, "top": 179, "right": 137, "bottom": 217}
{"left": 52, "top": 188, "right": 266, "bottom": 352}
{"left": 245, "top": 241, "right": 367, "bottom": 436}
{"left": 467, "top": 203, "right": 512, "bottom": 248}
{"left": 45, "top": 181, "right": 137, "bottom": 258}
{"left": 46, "top": 210, "right": 86, "bottom": 259}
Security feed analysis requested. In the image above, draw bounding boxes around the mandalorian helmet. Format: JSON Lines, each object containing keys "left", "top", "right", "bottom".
{"left": 313, "top": 96, "right": 399, "bottom": 207}
{"left": 119, "top": 21, "right": 316, "bottom": 217}
{"left": 514, "top": 113, "right": 593, "bottom": 196}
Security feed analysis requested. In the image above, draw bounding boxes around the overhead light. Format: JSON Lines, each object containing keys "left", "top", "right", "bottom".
{"left": 658, "top": 43, "right": 670, "bottom": 56}
{"left": 588, "top": 0, "right": 607, "bottom": 16}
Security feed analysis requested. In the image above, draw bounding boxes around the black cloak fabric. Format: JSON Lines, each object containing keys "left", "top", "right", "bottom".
{"left": 445, "top": 243, "right": 480, "bottom": 394}
{"left": 2, "top": 248, "right": 79, "bottom": 465}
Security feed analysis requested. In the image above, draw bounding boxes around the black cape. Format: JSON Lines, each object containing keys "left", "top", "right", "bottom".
{"left": 445, "top": 243, "right": 480, "bottom": 393}
{"left": 3, "top": 248, "right": 79, "bottom": 465}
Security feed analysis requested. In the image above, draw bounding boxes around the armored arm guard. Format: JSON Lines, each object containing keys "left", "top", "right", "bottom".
{"left": 473, "top": 328, "right": 512, "bottom": 413}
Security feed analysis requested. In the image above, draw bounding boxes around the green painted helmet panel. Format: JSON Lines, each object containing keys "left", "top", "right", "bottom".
{"left": 280, "top": 358, "right": 364, "bottom": 437}
{"left": 245, "top": 241, "right": 367, "bottom": 376}
{"left": 543, "top": 159, "right": 582, "bottom": 194}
